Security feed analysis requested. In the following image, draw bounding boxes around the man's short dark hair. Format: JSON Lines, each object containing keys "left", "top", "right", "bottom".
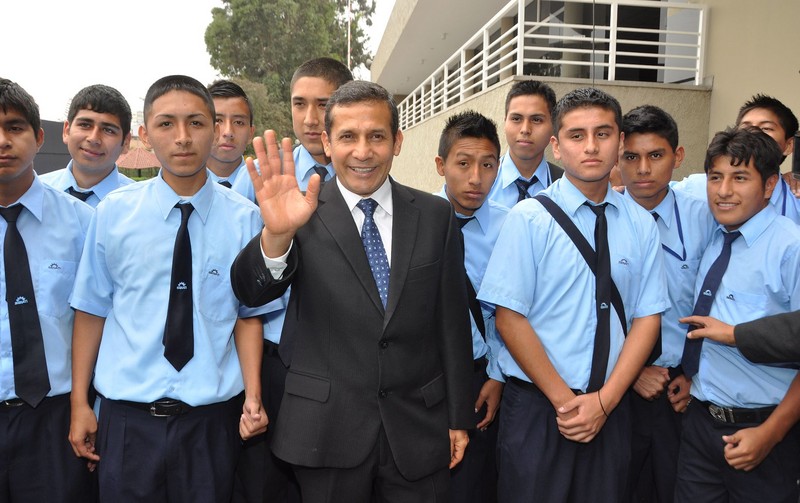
{"left": 704, "top": 127, "right": 783, "bottom": 187}
{"left": 143, "top": 75, "right": 215, "bottom": 123}
{"left": 0, "top": 78, "right": 41, "bottom": 134}
{"left": 622, "top": 105, "right": 679, "bottom": 151}
{"left": 504, "top": 80, "right": 557, "bottom": 117}
{"left": 438, "top": 110, "right": 500, "bottom": 160}
{"left": 67, "top": 84, "right": 132, "bottom": 143}
{"left": 325, "top": 81, "right": 399, "bottom": 139}
{"left": 735, "top": 94, "right": 799, "bottom": 139}
{"left": 207, "top": 80, "right": 254, "bottom": 126}
{"left": 291, "top": 58, "right": 354, "bottom": 93}
{"left": 553, "top": 87, "right": 622, "bottom": 136}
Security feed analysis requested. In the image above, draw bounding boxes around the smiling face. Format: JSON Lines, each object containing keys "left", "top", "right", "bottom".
{"left": 504, "top": 94, "right": 553, "bottom": 177}
{"left": 292, "top": 76, "right": 338, "bottom": 165}
{"left": 436, "top": 137, "right": 499, "bottom": 216}
{"left": 209, "top": 96, "right": 254, "bottom": 175}
{"left": 322, "top": 101, "right": 402, "bottom": 197}
{"left": 63, "top": 109, "right": 130, "bottom": 178}
{"left": 706, "top": 155, "right": 777, "bottom": 231}
{"left": 140, "top": 90, "right": 216, "bottom": 195}
{"left": 619, "top": 132, "right": 684, "bottom": 210}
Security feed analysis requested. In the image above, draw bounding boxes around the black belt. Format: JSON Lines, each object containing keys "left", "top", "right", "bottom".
{"left": 508, "top": 376, "right": 583, "bottom": 396}
{"left": 697, "top": 398, "right": 776, "bottom": 424}
{"left": 115, "top": 398, "right": 194, "bottom": 417}
{"left": 0, "top": 398, "right": 25, "bottom": 408}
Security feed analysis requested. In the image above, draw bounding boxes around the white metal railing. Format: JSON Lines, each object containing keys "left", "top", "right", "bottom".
{"left": 397, "top": 0, "right": 708, "bottom": 130}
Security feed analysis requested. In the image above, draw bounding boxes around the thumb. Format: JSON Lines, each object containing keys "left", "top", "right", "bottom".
{"left": 722, "top": 434, "right": 738, "bottom": 446}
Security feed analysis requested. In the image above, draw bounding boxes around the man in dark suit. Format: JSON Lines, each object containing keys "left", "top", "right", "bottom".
{"left": 231, "top": 81, "right": 473, "bottom": 502}
{"left": 682, "top": 313, "right": 800, "bottom": 364}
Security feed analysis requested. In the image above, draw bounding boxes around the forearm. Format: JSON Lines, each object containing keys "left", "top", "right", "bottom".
{"left": 234, "top": 316, "right": 264, "bottom": 400}
{"left": 601, "top": 314, "right": 660, "bottom": 410}
{"left": 71, "top": 310, "right": 105, "bottom": 408}
{"left": 761, "top": 373, "right": 800, "bottom": 443}
{"left": 496, "top": 307, "right": 573, "bottom": 408}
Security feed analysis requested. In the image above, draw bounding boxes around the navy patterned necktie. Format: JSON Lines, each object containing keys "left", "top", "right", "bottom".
{"left": 514, "top": 177, "right": 538, "bottom": 202}
{"left": 1, "top": 205, "right": 51, "bottom": 406}
{"left": 163, "top": 203, "right": 195, "bottom": 370}
{"left": 585, "top": 203, "right": 611, "bottom": 392}
{"left": 681, "top": 231, "right": 741, "bottom": 378}
{"left": 357, "top": 199, "right": 389, "bottom": 308}
{"left": 67, "top": 186, "right": 94, "bottom": 202}
{"left": 218, "top": 180, "right": 232, "bottom": 188}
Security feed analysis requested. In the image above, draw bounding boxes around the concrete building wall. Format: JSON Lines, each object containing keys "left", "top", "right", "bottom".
{"left": 391, "top": 77, "right": 711, "bottom": 193}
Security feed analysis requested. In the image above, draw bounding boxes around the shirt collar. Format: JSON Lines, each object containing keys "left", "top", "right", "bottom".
{"left": 294, "top": 144, "right": 333, "bottom": 179}
{"left": 719, "top": 202, "right": 776, "bottom": 247}
{"left": 338, "top": 176, "right": 393, "bottom": 217}
{"left": 437, "top": 184, "right": 491, "bottom": 234}
{"left": 154, "top": 170, "right": 214, "bottom": 224}
{"left": 66, "top": 160, "right": 122, "bottom": 200}
{"left": 637, "top": 187, "right": 676, "bottom": 229}
{"left": 558, "top": 176, "right": 619, "bottom": 216}
{"left": 7, "top": 175, "right": 44, "bottom": 223}
{"left": 499, "top": 154, "right": 549, "bottom": 189}
{"left": 206, "top": 157, "right": 246, "bottom": 183}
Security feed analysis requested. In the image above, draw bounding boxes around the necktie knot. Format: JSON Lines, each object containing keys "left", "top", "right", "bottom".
{"left": 67, "top": 186, "right": 94, "bottom": 202}
{"left": 514, "top": 177, "right": 538, "bottom": 201}
{"left": 651, "top": 211, "right": 659, "bottom": 222}
{"left": 313, "top": 165, "right": 329, "bottom": 181}
{"left": 177, "top": 202, "right": 194, "bottom": 223}
{"left": 0, "top": 205, "right": 23, "bottom": 223}
{"left": 457, "top": 216, "right": 475, "bottom": 229}
{"left": 585, "top": 202, "right": 608, "bottom": 218}
{"left": 723, "top": 230, "right": 741, "bottom": 246}
{"left": 218, "top": 180, "right": 232, "bottom": 188}
{"left": 357, "top": 198, "right": 378, "bottom": 217}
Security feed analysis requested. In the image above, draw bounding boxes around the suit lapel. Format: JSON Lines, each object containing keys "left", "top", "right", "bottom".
{"left": 384, "top": 180, "right": 419, "bottom": 327}
{"left": 317, "top": 181, "right": 386, "bottom": 315}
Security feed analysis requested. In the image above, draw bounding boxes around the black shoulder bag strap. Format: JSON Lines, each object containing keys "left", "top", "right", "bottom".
{"left": 533, "top": 194, "right": 628, "bottom": 337}
{"left": 547, "top": 162, "right": 564, "bottom": 182}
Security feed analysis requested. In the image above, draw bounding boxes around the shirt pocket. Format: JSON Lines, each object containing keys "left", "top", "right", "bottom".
{"left": 198, "top": 261, "right": 238, "bottom": 322}
{"left": 37, "top": 259, "right": 78, "bottom": 318}
{"left": 721, "top": 289, "right": 769, "bottom": 317}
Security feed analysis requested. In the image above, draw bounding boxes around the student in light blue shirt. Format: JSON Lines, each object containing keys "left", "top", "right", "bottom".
{"left": 479, "top": 88, "right": 668, "bottom": 503}
{"left": 674, "top": 128, "right": 800, "bottom": 503}
{"left": 39, "top": 84, "right": 134, "bottom": 207}
{"left": 487, "top": 80, "right": 562, "bottom": 208}
{"left": 0, "top": 78, "right": 96, "bottom": 501}
{"left": 69, "top": 75, "right": 269, "bottom": 503}
{"left": 616, "top": 105, "right": 716, "bottom": 503}
{"left": 434, "top": 110, "right": 509, "bottom": 503}
{"left": 206, "top": 80, "right": 256, "bottom": 194}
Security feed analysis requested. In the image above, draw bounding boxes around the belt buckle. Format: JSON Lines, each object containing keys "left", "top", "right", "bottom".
{"left": 149, "top": 402, "right": 171, "bottom": 417}
{"left": 1, "top": 399, "right": 23, "bottom": 408}
{"left": 708, "top": 403, "right": 730, "bottom": 423}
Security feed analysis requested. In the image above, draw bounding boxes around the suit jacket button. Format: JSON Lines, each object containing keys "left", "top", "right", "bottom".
{"left": 379, "top": 340, "right": 388, "bottom": 349}
{"left": 379, "top": 390, "right": 388, "bottom": 398}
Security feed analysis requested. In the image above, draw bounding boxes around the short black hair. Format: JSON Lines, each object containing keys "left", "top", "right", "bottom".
{"left": 291, "top": 57, "right": 354, "bottom": 93}
{"left": 143, "top": 75, "right": 215, "bottom": 123}
{"left": 735, "top": 94, "right": 798, "bottom": 139}
{"left": 0, "top": 78, "right": 41, "bottom": 134}
{"left": 325, "top": 81, "right": 399, "bottom": 139}
{"left": 553, "top": 87, "right": 622, "bottom": 135}
{"left": 505, "top": 80, "right": 557, "bottom": 117}
{"left": 704, "top": 127, "right": 782, "bottom": 187}
{"left": 68, "top": 84, "right": 132, "bottom": 143}
{"left": 208, "top": 79, "right": 253, "bottom": 125}
{"left": 438, "top": 110, "right": 500, "bottom": 160}
{"left": 622, "top": 105, "right": 679, "bottom": 151}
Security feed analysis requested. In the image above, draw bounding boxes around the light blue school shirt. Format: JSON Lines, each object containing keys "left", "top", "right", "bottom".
{"left": 478, "top": 176, "right": 669, "bottom": 391}
{"left": 294, "top": 144, "right": 334, "bottom": 192}
{"left": 672, "top": 172, "right": 800, "bottom": 225}
{"left": 70, "top": 172, "right": 269, "bottom": 406}
{"left": 0, "top": 176, "right": 93, "bottom": 400}
{"left": 690, "top": 205, "right": 800, "bottom": 408}
{"left": 623, "top": 188, "right": 716, "bottom": 368}
{"left": 209, "top": 156, "right": 253, "bottom": 196}
{"left": 486, "top": 154, "right": 552, "bottom": 209}
{"left": 436, "top": 188, "right": 509, "bottom": 381}
{"left": 38, "top": 161, "right": 134, "bottom": 208}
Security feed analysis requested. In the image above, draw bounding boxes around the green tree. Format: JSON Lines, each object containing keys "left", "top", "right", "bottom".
{"left": 229, "top": 77, "right": 294, "bottom": 149}
{"left": 205, "top": 0, "right": 375, "bottom": 109}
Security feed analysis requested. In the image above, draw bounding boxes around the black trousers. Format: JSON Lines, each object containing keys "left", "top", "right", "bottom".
{"left": 96, "top": 394, "right": 241, "bottom": 502}
{"left": 497, "top": 378, "right": 631, "bottom": 503}
{"left": 675, "top": 398, "right": 800, "bottom": 503}
{"left": 626, "top": 384, "right": 683, "bottom": 503}
{"left": 233, "top": 340, "right": 301, "bottom": 503}
{"left": 0, "top": 393, "right": 95, "bottom": 503}
{"left": 449, "top": 359, "right": 498, "bottom": 503}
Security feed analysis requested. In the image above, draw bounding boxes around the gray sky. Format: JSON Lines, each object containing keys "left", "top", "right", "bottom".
{"left": 6, "top": 0, "right": 393, "bottom": 121}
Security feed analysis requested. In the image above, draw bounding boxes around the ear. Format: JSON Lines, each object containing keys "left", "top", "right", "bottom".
{"left": 322, "top": 130, "right": 332, "bottom": 158}
{"left": 550, "top": 135, "right": 560, "bottom": 160}
{"left": 393, "top": 129, "right": 404, "bottom": 156}
{"left": 764, "top": 173, "right": 779, "bottom": 199}
{"left": 139, "top": 124, "right": 151, "bottom": 149}
{"left": 673, "top": 145, "right": 685, "bottom": 171}
{"left": 784, "top": 135, "right": 795, "bottom": 157}
{"left": 120, "top": 132, "right": 132, "bottom": 156}
{"left": 435, "top": 155, "right": 446, "bottom": 176}
{"left": 62, "top": 120, "right": 70, "bottom": 145}
{"left": 248, "top": 125, "right": 256, "bottom": 145}
{"left": 36, "top": 128, "right": 45, "bottom": 150}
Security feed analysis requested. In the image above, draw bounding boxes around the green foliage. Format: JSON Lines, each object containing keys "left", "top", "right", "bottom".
{"left": 229, "top": 77, "right": 294, "bottom": 144}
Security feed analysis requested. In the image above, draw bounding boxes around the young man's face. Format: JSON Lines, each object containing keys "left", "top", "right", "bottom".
{"left": 63, "top": 109, "right": 130, "bottom": 176}
{"left": 291, "top": 76, "right": 338, "bottom": 165}
{"left": 706, "top": 155, "right": 777, "bottom": 231}
{"left": 619, "top": 132, "right": 684, "bottom": 209}
{"left": 551, "top": 106, "right": 622, "bottom": 189}
{"left": 436, "top": 137, "right": 499, "bottom": 216}
{"left": 322, "top": 101, "right": 402, "bottom": 197}
{"left": 504, "top": 94, "right": 553, "bottom": 170}
{"left": 210, "top": 96, "right": 254, "bottom": 167}
{"left": 0, "top": 107, "right": 43, "bottom": 187}
{"left": 738, "top": 108, "right": 794, "bottom": 157}
{"left": 140, "top": 90, "right": 216, "bottom": 191}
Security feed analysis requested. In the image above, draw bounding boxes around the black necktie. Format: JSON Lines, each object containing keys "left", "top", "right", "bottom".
{"left": 457, "top": 216, "right": 486, "bottom": 339}
{"left": 681, "top": 231, "right": 741, "bottom": 378}
{"left": 586, "top": 203, "right": 611, "bottom": 392}
{"left": 514, "top": 176, "right": 538, "bottom": 202}
{"left": 1, "top": 205, "right": 51, "bottom": 406}
{"left": 67, "top": 186, "right": 94, "bottom": 202}
{"left": 357, "top": 199, "right": 389, "bottom": 308}
{"left": 646, "top": 211, "right": 662, "bottom": 365}
{"left": 218, "top": 180, "right": 232, "bottom": 188}
{"left": 163, "top": 203, "right": 194, "bottom": 371}
{"left": 313, "top": 165, "right": 329, "bottom": 184}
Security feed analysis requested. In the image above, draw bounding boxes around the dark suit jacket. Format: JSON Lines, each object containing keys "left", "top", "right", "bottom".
{"left": 231, "top": 177, "right": 474, "bottom": 481}
{"left": 736, "top": 311, "right": 800, "bottom": 364}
